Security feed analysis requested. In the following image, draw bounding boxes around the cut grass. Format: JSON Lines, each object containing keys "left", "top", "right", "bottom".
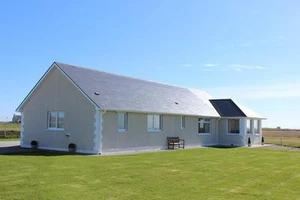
{"left": 0, "top": 148, "right": 300, "bottom": 200}
{"left": 0, "top": 138, "right": 20, "bottom": 141}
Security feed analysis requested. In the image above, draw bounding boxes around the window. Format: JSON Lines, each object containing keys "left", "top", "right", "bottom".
{"left": 118, "top": 112, "right": 128, "bottom": 131}
{"left": 228, "top": 119, "right": 240, "bottom": 134}
{"left": 148, "top": 114, "right": 162, "bottom": 131}
{"left": 198, "top": 118, "right": 210, "bottom": 134}
{"left": 247, "top": 119, "right": 252, "bottom": 134}
{"left": 253, "top": 119, "right": 260, "bottom": 134}
{"left": 181, "top": 116, "right": 186, "bottom": 130}
{"left": 48, "top": 111, "right": 65, "bottom": 130}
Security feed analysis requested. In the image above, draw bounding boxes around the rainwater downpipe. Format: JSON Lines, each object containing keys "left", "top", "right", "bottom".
{"left": 216, "top": 117, "right": 221, "bottom": 145}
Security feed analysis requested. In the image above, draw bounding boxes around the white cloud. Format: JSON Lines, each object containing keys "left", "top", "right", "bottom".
{"left": 255, "top": 66, "right": 266, "bottom": 70}
{"left": 204, "top": 63, "right": 219, "bottom": 67}
{"left": 228, "top": 64, "right": 267, "bottom": 71}
{"left": 209, "top": 83, "right": 300, "bottom": 100}
{"left": 199, "top": 69, "right": 213, "bottom": 72}
{"left": 181, "top": 64, "right": 192, "bottom": 68}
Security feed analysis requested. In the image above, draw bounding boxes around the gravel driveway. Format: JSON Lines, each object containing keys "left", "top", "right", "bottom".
{"left": 259, "top": 144, "right": 300, "bottom": 151}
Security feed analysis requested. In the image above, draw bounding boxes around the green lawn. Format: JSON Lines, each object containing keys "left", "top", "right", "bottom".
{"left": 0, "top": 123, "right": 21, "bottom": 131}
{"left": 265, "top": 137, "right": 300, "bottom": 148}
{"left": 0, "top": 138, "right": 20, "bottom": 141}
{"left": 0, "top": 148, "right": 299, "bottom": 200}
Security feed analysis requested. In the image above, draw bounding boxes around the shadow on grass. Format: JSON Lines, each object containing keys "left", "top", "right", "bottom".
{"left": 0, "top": 146, "right": 81, "bottom": 156}
{"left": 208, "top": 145, "right": 240, "bottom": 149}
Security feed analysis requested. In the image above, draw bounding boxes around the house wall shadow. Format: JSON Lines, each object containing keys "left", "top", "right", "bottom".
{"left": 0, "top": 146, "right": 80, "bottom": 156}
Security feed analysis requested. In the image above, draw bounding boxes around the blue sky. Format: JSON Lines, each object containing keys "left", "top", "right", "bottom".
{"left": 1, "top": 0, "right": 299, "bottom": 128}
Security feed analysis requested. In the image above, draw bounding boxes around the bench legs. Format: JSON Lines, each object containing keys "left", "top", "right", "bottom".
{"left": 168, "top": 143, "right": 184, "bottom": 150}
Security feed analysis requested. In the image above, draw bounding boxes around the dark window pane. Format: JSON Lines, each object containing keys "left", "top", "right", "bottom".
{"left": 58, "top": 112, "right": 65, "bottom": 129}
{"left": 49, "top": 112, "right": 56, "bottom": 128}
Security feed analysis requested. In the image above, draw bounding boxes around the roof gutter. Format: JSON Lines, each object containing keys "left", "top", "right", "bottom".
{"left": 102, "top": 108, "right": 221, "bottom": 118}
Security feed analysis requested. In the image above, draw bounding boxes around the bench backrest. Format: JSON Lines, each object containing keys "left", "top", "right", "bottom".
{"left": 167, "top": 137, "right": 180, "bottom": 142}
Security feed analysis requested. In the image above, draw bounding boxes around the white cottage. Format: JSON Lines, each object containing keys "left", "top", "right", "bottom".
{"left": 16, "top": 62, "right": 264, "bottom": 154}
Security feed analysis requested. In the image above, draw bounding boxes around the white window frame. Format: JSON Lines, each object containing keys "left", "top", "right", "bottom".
{"left": 117, "top": 112, "right": 128, "bottom": 132}
{"left": 227, "top": 119, "right": 240, "bottom": 135}
{"left": 246, "top": 119, "right": 253, "bottom": 134}
{"left": 198, "top": 118, "right": 211, "bottom": 135}
{"left": 253, "top": 119, "right": 260, "bottom": 135}
{"left": 181, "top": 116, "right": 186, "bottom": 130}
{"left": 147, "top": 114, "right": 163, "bottom": 132}
{"left": 47, "top": 111, "right": 65, "bottom": 131}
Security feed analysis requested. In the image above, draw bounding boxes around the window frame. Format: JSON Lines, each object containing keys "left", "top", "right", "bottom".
{"left": 227, "top": 119, "right": 240, "bottom": 135}
{"left": 246, "top": 119, "right": 253, "bottom": 134}
{"left": 117, "top": 112, "right": 128, "bottom": 132}
{"left": 198, "top": 118, "right": 211, "bottom": 135}
{"left": 253, "top": 119, "right": 260, "bottom": 135}
{"left": 147, "top": 114, "right": 163, "bottom": 132}
{"left": 47, "top": 111, "right": 65, "bottom": 131}
{"left": 181, "top": 116, "right": 186, "bottom": 130}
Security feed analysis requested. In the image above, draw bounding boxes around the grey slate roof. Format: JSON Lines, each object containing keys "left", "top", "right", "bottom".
{"left": 209, "top": 99, "right": 247, "bottom": 117}
{"left": 55, "top": 62, "right": 220, "bottom": 117}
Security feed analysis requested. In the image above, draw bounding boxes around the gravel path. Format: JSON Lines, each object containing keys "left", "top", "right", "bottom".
{"left": 0, "top": 141, "right": 20, "bottom": 147}
{"left": 1, "top": 141, "right": 299, "bottom": 155}
{"left": 0, "top": 141, "right": 33, "bottom": 154}
{"left": 259, "top": 144, "right": 300, "bottom": 152}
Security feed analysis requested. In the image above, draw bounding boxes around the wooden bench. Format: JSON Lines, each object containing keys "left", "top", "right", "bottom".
{"left": 167, "top": 137, "right": 185, "bottom": 149}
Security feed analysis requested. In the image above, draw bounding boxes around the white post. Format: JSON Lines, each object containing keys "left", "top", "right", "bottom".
{"left": 240, "top": 119, "right": 247, "bottom": 146}
{"left": 93, "top": 108, "right": 101, "bottom": 154}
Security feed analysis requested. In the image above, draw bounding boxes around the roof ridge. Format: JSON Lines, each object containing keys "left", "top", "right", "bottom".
{"left": 54, "top": 61, "right": 207, "bottom": 92}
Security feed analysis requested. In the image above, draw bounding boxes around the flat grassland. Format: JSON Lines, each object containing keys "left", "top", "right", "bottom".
{"left": 0, "top": 148, "right": 300, "bottom": 200}
{"left": 0, "top": 123, "right": 21, "bottom": 131}
{"left": 263, "top": 129, "right": 300, "bottom": 148}
{"left": 0, "top": 123, "right": 20, "bottom": 140}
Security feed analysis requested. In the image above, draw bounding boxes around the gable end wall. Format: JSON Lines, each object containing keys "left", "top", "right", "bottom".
{"left": 21, "top": 67, "right": 96, "bottom": 152}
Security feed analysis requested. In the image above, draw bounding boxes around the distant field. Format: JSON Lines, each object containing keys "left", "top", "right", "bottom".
{"left": 0, "top": 123, "right": 21, "bottom": 131}
{"left": 0, "top": 123, "right": 20, "bottom": 139}
{"left": 263, "top": 129, "right": 300, "bottom": 148}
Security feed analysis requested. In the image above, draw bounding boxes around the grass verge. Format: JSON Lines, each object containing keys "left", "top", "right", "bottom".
{"left": 0, "top": 138, "right": 20, "bottom": 141}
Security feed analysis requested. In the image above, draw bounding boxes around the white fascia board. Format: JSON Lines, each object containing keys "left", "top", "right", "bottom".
{"left": 232, "top": 117, "right": 267, "bottom": 120}
{"left": 16, "top": 62, "right": 100, "bottom": 112}
{"left": 221, "top": 117, "right": 266, "bottom": 120}
{"left": 103, "top": 109, "right": 220, "bottom": 118}
{"left": 102, "top": 109, "right": 266, "bottom": 120}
